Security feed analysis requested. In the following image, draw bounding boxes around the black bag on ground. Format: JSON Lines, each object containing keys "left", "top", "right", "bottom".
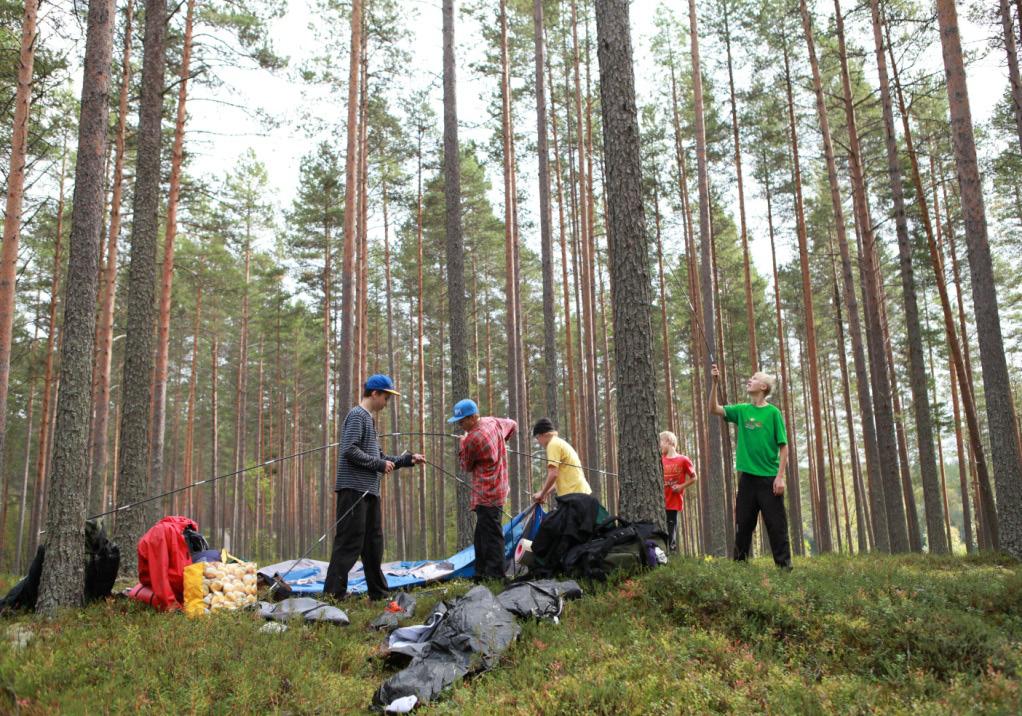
{"left": 0, "top": 519, "right": 120, "bottom": 613}
{"left": 562, "top": 519, "right": 669, "bottom": 581}
{"left": 530, "top": 493, "right": 608, "bottom": 578}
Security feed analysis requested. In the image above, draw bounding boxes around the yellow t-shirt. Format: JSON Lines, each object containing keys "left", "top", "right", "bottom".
{"left": 547, "top": 435, "right": 592, "bottom": 497}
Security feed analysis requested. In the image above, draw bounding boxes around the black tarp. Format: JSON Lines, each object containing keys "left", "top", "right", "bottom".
{"left": 374, "top": 586, "right": 520, "bottom": 711}
{"left": 257, "top": 597, "right": 350, "bottom": 625}
{"left": 0, "top": 520, "right": 120, "bottom": 613}
{"left": 497, "top": 580, "right": 582, "bottom": 621}
{"left": 370, "top": 592, "right": 417, "bottom": 632}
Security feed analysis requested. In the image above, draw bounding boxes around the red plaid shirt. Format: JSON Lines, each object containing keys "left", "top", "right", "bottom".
{"left": 459, "top": 417, "right": 517, "bottom": 509}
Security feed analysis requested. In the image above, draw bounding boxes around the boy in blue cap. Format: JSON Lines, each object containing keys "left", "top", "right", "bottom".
{"left": 324, "top": 374, "right": 425, "bottom": 600}
{"left": 450, "top": 398, "right": 517, "bottom": 580}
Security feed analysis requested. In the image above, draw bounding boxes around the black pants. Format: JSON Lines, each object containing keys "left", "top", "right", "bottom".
{"left": 473, "top": 505, "right": 505, "bottom": 579}
{"left": 323, "top": 490, "right": 388, "bottom": 600}
{"left": 734, "top": 472, "right": 792, "bottom": 568}
{"left": 666, "top": 509, "right": 679, "bottom": 550}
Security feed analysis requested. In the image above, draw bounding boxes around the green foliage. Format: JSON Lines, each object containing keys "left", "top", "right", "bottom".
{"left": 1, "top": 555, "right": 1019, "bottom": 714}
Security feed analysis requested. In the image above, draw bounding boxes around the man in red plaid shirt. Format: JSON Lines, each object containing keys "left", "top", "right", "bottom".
{"left": 449, "top": 398, "right": 517, "bottom": 580}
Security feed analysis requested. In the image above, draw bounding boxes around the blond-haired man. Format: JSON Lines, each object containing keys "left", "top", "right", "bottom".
{"left": 709, "top": 365, "right": 792, "bottom": 569}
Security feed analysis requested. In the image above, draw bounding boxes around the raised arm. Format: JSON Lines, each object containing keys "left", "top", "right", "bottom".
{"left": 708, "top": 364, "right": 725, "bottom": 417}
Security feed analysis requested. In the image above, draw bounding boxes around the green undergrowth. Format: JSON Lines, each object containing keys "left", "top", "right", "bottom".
{"left": 1, "top": 554, "right": 1019, "bottom": 714}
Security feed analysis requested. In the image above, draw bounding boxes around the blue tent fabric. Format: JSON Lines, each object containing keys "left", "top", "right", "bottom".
{"left": 257, "top": 505, "right": 544, "bottom": 595}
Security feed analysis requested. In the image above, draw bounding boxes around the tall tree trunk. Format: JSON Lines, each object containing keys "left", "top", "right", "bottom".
{"left": 150, "top": 0, "right": 194, "bottom": 499}
{"left": 937, "top": 0, "right": 1021, "bottom": 557}
{"left": 337, "top": 0, "right": 363, "bottom": 424}
{"left": 571, "top": 0, "right": 599, "bottom": 477}
{"left": 1001, "top": 0, "right": 1022, "bottom": 153}
{"left": 31, "top": 145, "right": 67, "bottom": 556}
{"left": 829, "top": 0, "right": 907, "bottom": 551}
{"left": 548, "top": 45, "right": 579, "bottom": 446}
{"left": 443, "top": 0, "right": 471, "bottom": 545}
{"left": 594, "top": 0, "right": 662, "bottom": 528}
{"left": 721, "top": 0, "right": 756, "bottom": 369}
{"left": 0, "top": 0, "right": 40, "bottom": 478}
{"left": 686, "top": 0, "right": 726, "bottom": 554}
{"left": 783, "top": 37, "right": 832, "bottom": 553}
{"left": 533, "top": 0, "right": 558, "bottom": 421}
{"left": 382, "top": 175, "right": 404, "bottom": 559}
{"left": 321, "top": 180, "right": 333, "bottom": 554}
{"left": 765, "top": 171, "right": 804, "bottom": 554}
{"left": 417, "top": 141, "right": 427, "bottom": 558}
{"left": 885, "top": 21, "right": 984, "bottom": 552}
{"left": 232, "top": 241, "right": 251, "bottom": 549}
{"left": 868, "top": 0, "right": 947, "bottom": 553}
{"left": 653, "top": 177, "right": 675, "bottom": 433}
{"left": 183, "top": 285, "right": 200, "bottom": 520}
{"left": 795, "top": 12, "right": 888, "bottom": 551}
{"left": 37, "top": 0, "right": 117, "bottom": 611}
{"left": 89, "top": 0, "right": 133, "bottom": 516}
{"left": 499, "top": 0, "right": 521, "bottom": 511}
{"left": 829, "top": 251, "right": 870, "bottom": 552}
{"left": 210, "top": 328, "right": 219, "bottom": 544}
{"left": 115, "top": 0, "right": 168, "bottom": 574}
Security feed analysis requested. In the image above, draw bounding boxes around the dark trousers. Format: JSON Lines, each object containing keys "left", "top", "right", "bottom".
{"left": 734, "top": 472, "right": 792, "bottom": 568}
{"left": 473, "top": 505, "right": 505, "bottom": 579}
{"left": 323, "top": 490, "right": 388, "bottom": 600}
{"left": 666, "top": 509, "right": 679, "bottom": 550}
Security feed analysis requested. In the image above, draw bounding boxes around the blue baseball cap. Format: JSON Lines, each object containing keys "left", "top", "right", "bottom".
{"left": 364, "top": 374, "right": 401, "bottom": 396}
{"left": 448, "top": 398, "right": 479, "bottom": 423}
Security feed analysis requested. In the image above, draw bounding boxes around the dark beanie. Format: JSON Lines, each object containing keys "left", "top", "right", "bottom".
{"left": 532, "top": 417, "right": 556, "bottom": 437}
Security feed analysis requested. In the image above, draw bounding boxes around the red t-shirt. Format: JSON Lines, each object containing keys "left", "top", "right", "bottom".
{"left": 663, "top": 454, "right": 694, "bottom": 512}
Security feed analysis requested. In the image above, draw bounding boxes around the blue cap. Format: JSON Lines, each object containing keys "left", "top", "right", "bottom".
{"left": 364, "top": 374, "right": 400, "bottom": 396}
{"left": 448, "top": 398, "right": 479, "bottom": 423}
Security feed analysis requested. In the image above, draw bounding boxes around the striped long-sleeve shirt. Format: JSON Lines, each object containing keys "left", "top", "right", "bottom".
{"left": 335, "top": 405, "right": 413, "bottom": 496}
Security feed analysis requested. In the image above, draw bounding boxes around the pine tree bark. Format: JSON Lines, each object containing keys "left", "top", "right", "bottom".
{"left": 337, "top": 0, "right": 363, "bottom": 422}
{"left": 765, "top": 171, "right": 804, "bottom": 554}
{"left": 938, "top": 0, "right": 1020, "bottom": 556}
{"left": 443, "top": 0, "right": 472, "bottom": 545}
{"left": 31, "top": 146, "right": 67, "bottom": 557}
{"left": 114, "top": 0, "right": 168, "bottom": 574}
{"left": 829, "top": 0, "right": 907, "bottom": 551}
{"left": 533, "top": 0, "right": 558, "bottom": 422}
{"left": 548, "top": 51, "right": 579, "bottom": 445}
{"left": 653, "top": 177, "right": 676, "bottom": 433}
{"left": 1000, "top": 0, "right": 1022, "bottom": 153}
{"left": 794, "top": 13, "right": 888, "bottom": 551}
{"left": 150, "top": 0, "right": 194, "bottom": 499}
{"left": 685, "top": 0, "right": 726, "bottom": 554}
{"left": 0, "top": 0, "right": 41, "bottom": 479}
{"left": 884, "top": 23, "right": 984, "bottom": 552}
{"left": 37, "top": 0, "right": 117, "bottom": 612}
{"left": 89, "top": 0, "right": 133, "bottom": 516}
{"left": 867, "top": 0, "right": 947, "bottom": 553}
{"left": 721, "top": 1, "right": 757, "bottom": 369}
{"left": 594, "top": 0, "right": 662, "bottom": 528}
{"left": 783, "top": 38, "right": 832, "bottom": 553}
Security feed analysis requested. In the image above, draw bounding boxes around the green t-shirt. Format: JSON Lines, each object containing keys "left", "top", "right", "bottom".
{"left": 723, "top": 402, "right": 787, "bottom": 477}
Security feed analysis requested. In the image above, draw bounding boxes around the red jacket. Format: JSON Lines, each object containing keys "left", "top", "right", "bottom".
{"left": 137, "top": 516, "right": 198, "bottom": 611}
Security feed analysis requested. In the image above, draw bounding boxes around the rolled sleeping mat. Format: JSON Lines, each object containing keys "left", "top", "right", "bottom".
{"left": 514, "top": 539, "right": 535, "bottom": 567}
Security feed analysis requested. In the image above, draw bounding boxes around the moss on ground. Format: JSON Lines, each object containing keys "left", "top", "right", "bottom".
{"left": 1, "top": 554, "right": 1019, "bottom": 714}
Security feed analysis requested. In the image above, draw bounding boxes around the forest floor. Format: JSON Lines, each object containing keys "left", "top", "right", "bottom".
{"left": 0, "top": 552, "right": 1020, "bottom": 714}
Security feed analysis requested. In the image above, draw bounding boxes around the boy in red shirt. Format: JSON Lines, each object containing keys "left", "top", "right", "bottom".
{"left": 660, "top": 430, "right": 696, "bottom": 553}
{"left": 451, "top": 398, "right": 518, "bottom": 580}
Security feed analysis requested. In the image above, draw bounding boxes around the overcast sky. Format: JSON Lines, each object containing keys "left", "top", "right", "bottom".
{"left": 182, "top": 0, "right": 1006, "bottom": 278}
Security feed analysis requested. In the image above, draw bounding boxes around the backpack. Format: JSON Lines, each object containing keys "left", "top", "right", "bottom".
{"left": 561, "top": 518, "right": 669, "bottom": 581}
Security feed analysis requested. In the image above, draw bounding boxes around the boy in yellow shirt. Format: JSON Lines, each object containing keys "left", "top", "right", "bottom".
{"left": 531, "top": 418, "right": 592, "bottom": 503}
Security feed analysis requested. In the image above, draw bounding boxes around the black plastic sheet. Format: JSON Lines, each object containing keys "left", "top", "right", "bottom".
{"left": 374, "top": 586, "right": 520, "bottom": 710}
{"left": 257, "top": 597, "right": 350, "bottom": 625}
{"left": 497, "top": 580, "right": 582, "bottom": 621}
{"left": 370, "top": 592, "right": 417, "bottom": 632}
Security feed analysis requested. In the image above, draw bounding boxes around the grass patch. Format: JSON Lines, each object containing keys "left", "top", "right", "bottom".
{"left": 1, "top": 555, "right": 1019, "bottom": 714}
